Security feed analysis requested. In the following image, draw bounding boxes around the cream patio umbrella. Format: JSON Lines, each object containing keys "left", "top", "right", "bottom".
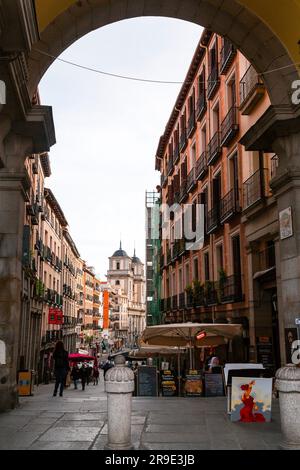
{"left": 142, "top": 323, "right": 243, "bottom": 369}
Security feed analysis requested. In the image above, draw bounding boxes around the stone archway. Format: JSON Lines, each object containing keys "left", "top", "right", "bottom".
{"left": 0, "top": 0, "right": 300, "bottom": 412}
{"left": 28, "top": 0, "right": 299, "bottom": 108}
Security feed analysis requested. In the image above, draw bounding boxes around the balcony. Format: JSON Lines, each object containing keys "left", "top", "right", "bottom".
{"left": 161, "top": 173, "right": 168, "bottom": 188}
{"left": 187, "top": 111, "right": 196, "bottom": 138}
{"left": 186, "top": 292, "right": 194, "bottom": 309}
{"left": 243, "top": 168, "right": 269, "bottom": 210}
{"left": 172, "top": 239, "right": 186, "bottom": 260}
{"left": 220, "top": 275, "right": 243, "bottom": 304}
{"left": 195, "top": 152, "right": 208, "bottom": 181}
{"left": 207, "top": 206, "right": 220, "bottom": 235}
{"left": 167, "top": 157, "right": 174, "bottom": 176}
{"left": 196, "top": 93, "right": 206, "bottom": 121}
{"left": 186, "top": 168, "right": 197, "bottom": 193}
{"left": 205, "top": 282, "right": 219, "bottom": 306}
{"left": 239, "top": 64, "right": 265, "bottom": 115}
{"left": 172, "top": 295, "right": 178, "bottom": 310}
{"left": 179, "top": 293, "right": 185, "bottom": 309}
{"left": 166, "top": 297, "right": 171, "bottom": 312}
{"left": 220, "top": 189, "right": 240, "bottom": 224}
{"left": 207, "top": 132, "right": 221, "bottom": 166}
{"left": 179, "top": 130, "right": 187, "bottom": 153}
{"left": 221, "top": 106, "right": 239, "bottom": 147}
{"left": 207, "top": 65, "right": 220, "bottom": 100}
{"left": 220, "top": 41, "right": 236, "bottom": 75}
{"left": 173, "top": 145, "right": 180, "bottom": 164}
{"left": 179, "top": 179, "right": 188, "bottom": 203}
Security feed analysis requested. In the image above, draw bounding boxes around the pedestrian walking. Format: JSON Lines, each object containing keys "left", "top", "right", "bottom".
{"left": 93, "top": 366, "right": 99, "bottom": 385}
{"left": 71, "top": 364, "right": 80, "bottom": 389}
{"left": 79, "top": 364, "right": 87, "bottom": 391}
{"left": 52, "top": 341, "right": 69, "bottom": 397}
{"left": 103, "top": 360, "right": 113, "bottom": 378}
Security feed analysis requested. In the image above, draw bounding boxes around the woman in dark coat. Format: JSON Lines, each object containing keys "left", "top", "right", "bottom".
{"left": 53, "top": 341, "right": 69, "bottom": 397}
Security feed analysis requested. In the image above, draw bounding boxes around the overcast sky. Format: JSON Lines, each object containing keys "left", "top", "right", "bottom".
{"left": 39, "top": 17, "right": 202, "bottom": 279}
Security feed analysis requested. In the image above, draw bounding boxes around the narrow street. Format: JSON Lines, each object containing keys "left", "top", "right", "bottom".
{"left": 0, "top": 375, "right": 282, "bottom": 450}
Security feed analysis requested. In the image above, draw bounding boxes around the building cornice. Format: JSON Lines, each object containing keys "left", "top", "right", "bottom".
{"left": 155, "top": 29, "right": 212, "bottom": 166}
{"left": 44, "top": 187, "right": 68, "bottom": 227}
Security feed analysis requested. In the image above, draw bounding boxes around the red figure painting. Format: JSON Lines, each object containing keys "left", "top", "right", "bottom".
{"left": 239, "top": 380, "right": 266, "bottom": 422}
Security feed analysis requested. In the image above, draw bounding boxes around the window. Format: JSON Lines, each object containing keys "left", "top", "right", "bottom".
{"left": 216, "top": 244, "right": 224, "bottom": 277}
{"left": 190, "top": 143, "right": 196, "bottom": 169}
{"left": 204, "top": 252, "right": 210, "bottom": 281}
{"left": 232, "top": 234, "right": 241, "bottom": 277}
{"left": 193, "top": 257, "right": 199, "bottom": 281}
{"left": 185, "top": 263, "right": 190, "bottom": 287}
{"left": 178, "top": 268, "right": 183, "bottom": 293}
{"left": 117, "top": 262, "right": 120, "bottom": 270}
{"left": 116, "top": 280, "right": 120, "bottom": 286}
{"left": 212, "top": 103, "right": 220, "bottom": 134}
{"left": 227, "top": 74, "right": 237, "bottom": 108}
{"left": 201, "top": 125, "right": 206, "bottom": 154}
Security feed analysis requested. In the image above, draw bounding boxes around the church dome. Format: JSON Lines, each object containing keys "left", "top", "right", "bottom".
{"left": 132, "top": 249, "right": 142, "bottom": 264}
{"left": 112, "top": 242, "right": 128, "bottom": 258}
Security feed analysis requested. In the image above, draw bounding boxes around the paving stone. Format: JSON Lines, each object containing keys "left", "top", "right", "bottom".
{"left": 0, "top": 432, "right": 42, "bottom": 450}
{"left": 29, "top": 441, "right": 92, "bottom": 450}
{"left": 142, "top": 442, "right": 212, "bottom": 450}
{"left": 100, "top": 424, "right": 144, "bottom": 435}
{"left": 147, "top": 413, "right": 205, "bottom": 425}
{"left": 39, "top": 426, "right": 100, "bottom": 442}
{"left": 59, "top": 413, "right": 106, "bottom": 421}
{"left": 142, "top": 432, "right": 209, "bottom": 443}
{"left": 53, "top": 420, "right": 105, "bottom": 428}
{"left": 145, "top": 424, "right": 206, "bottom": 433}
{"left": 22, "top": 423, "right": 53, "bottom": 433}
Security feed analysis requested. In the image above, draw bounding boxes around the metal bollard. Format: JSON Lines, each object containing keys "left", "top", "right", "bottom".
{"left": 105, "top": 355, "right": 135, "bottom": 450}
{"left": 275, "top": 364, "right": 300, "bottom": 449}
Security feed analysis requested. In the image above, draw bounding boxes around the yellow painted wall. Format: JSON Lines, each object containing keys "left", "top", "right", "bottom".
{"left": 34, "top": 0, "right": 300, "bottom": 64}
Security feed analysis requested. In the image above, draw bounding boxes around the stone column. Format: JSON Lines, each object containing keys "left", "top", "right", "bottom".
{"left": 275, "top": 365, "right": 300, "bottom": 449}
{"left": 0, "top": 131, "right": 32, "bottom": 411}
{"left": 271, "top": 133, "right": 300, "bottom": 364}
{"left": 105, "top": 355, "right": 135, "bottom": 450}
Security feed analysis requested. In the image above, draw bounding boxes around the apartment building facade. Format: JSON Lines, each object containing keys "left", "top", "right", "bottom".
{"left": 156, "top": 30, "right": 283, "bottom": 369}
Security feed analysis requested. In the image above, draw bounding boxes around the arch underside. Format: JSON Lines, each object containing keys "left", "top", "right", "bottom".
{"left": 30, "top": 0, "right": 300, "bottom": 108}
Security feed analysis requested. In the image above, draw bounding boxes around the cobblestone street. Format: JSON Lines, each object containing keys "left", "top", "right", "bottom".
{"left": 0, "top": 375, "right": 282, "bottom": 450}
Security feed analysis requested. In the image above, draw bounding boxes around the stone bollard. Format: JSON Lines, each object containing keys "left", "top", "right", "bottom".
{"left": 275, "top": 364, "right": 300, "bottom": 450}
{"left": 104, "top": 355, "right": 135, "bottom": 450}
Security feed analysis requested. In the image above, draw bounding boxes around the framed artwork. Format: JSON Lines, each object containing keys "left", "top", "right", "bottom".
{"left": 231, "top": 377, "right": 273, "bottom": 423}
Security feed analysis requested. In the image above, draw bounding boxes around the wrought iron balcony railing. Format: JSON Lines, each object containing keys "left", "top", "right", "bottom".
{"left": 186, "top": 168, "right": 197, "bottom": 193}
{"left": 207, "top": 131, "right": 222, "bottom": 166}
{"left": 207, "top": 65, "right": 220, "bottom": 100}
{"left": 196, "top": 93, "right": 207, "bottom": 121}
{"left": 243, "top": 168, "right": 269, "bottom": 210}
{"left": 207, "top": 205, "right": 220, "bottom": 234}
{"left": 239, "top": 64, "right": 265, "bottom": 115}
{"left": 220, "top": 41, "right": 236, "bottom": 75}
{"left": 187, "top": 111, "right": 196, "bottom": 138}
{"left": 219, "top": 274, "right": 243, "bottom": 304}
{"left": 195, "top": 152, "right": 208, "bottom": 181}
{"left": 220, "top": 106, "right": 239, "bottom": 147}
{"left": 220, "top": 188, "right": 240, "bottom": 224}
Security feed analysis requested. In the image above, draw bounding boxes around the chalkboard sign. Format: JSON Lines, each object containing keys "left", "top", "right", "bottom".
{"left": 256, "top": 337, "right": 274, "bottom": 370}
{"left": 137, "top": 366, "right": 158, "bottom": 397}
{"left": 184, "top": 370, "right": 203, "bottom": 397}
{"left": 204, "top": 373, "right": 224, "bottom": 397}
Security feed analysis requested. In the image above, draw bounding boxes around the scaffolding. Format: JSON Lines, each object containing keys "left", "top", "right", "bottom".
{"left": 145, "top": 191, "right": 162, "bottom": 326}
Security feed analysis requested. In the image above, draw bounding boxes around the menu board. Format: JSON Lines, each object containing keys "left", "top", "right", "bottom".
{"left": 161, "top": 370, "right": 177, "bottom": 397}
{"left": 204, "top": 373, "right": 224, "bottom": 397}
{"left": 184, "top": 370, "right": 203, "bottom": 397}
{"left": 137, "top": 366, "right": 158, "bottom": 397}
{"left": 256, "top": 337, "right": 274, "bottom": 370}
